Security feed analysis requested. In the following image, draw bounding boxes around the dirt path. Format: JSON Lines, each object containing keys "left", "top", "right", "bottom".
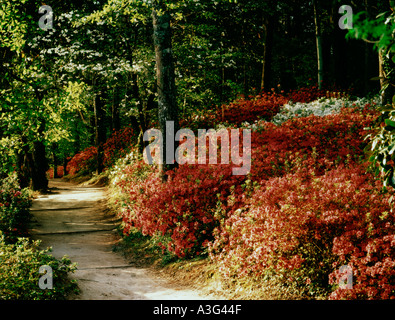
{"left": 29, "top": 179, "right": 217, "bottom": 300}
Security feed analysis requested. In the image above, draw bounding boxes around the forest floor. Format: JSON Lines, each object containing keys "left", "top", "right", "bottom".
{"left": 29, "top": 179, "right": 223, "bottom": 300}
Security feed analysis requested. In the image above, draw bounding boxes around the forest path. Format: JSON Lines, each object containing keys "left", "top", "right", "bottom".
{"left": 29, "top": 179, "right": 215, "bottom": 300}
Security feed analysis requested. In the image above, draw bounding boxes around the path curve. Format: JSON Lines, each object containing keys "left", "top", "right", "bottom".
{"left": 30, "top": 179, "right": 216, "bottom": 300}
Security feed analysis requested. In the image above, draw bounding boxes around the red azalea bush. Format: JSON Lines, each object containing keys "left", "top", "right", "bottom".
{"left": 112, "top": 94, "right": 394, "bottom": 299}
{"left": 117, "top": 105, "right": 379, "bottom": 256}
{"left": 329, "top": 196, "right": 395, "bottom": 300}
{"left": 103, "top": 127, "right": 136, "bottom": 168}
{"left": 249, "top": 107, "right": 378, "bottom": 181}
{"left": 181, "top": 86, "right": 346, "bottom": 129}
{"left": 66, "top": 127, "right": 137, "bottom": 176}
{"left": 286, "top": 85, "right": 341, "bottom": 103}
{"left": 209, "top": 164, "right": 395, "bottom": 299}
{"left": 66, "top": 146, "right": 98, "bottom": 176}
{"left": 46, "top": 166, "right": 64, "bottom": 179}
{"left": 118, "top": 161, "right": 247, "bottom": 258}
{"left": 180, "top": 109, "right": 218, "bottom": 130}
{"left": 213, "top": 86, "right": 334, "bottom": 126}
{"left": 217, "top": 91, "right": 288, "bottom": 125}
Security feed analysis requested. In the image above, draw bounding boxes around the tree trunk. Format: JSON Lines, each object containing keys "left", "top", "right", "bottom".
{"left": 261, "top": 23, "right": 268, "bottom": 91}
{"left": 52, "top": 144, "right": 59, "bottom": 178}
{"left": 94, "top": 93, "right": 106, "bottom": 174}
{"left": 261, "top": 16, "right": 274, "bottom": 91}
{"left": 131, "top": 73, "right": 147, "bottom": 153}
{"left": 23, "top": 117, "right": 49, "bottom": 192}
{"left": 313, "top": 0, "right": 324, "bottom": 89}
{"left": 111, "top": 86, "right": 120, "bottom": 133}
{"left": 152, "top": 1, "right": 179, "bottom": 180}
{"left": 31, "top": 139, "right": 49, "bottom": 191}
{"left": 17, "top": 138, "right": 31, "bottom": 189}
{"left": 63, "top": 157, "right": 69, "bottom": 176}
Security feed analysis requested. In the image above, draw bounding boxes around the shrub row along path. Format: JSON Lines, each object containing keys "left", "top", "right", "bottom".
{"left": 30, "top": 179, "right": 215, "bottom": 300}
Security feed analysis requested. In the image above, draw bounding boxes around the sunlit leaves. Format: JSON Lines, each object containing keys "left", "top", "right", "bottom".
{"left": 347, "top": 6, "right": 395, "bottom": 189}
{"left": 0, "top": 0, "right": 30, "bottom": 53}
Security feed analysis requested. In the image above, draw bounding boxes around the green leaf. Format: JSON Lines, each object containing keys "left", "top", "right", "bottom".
{"left": 385, "top": 119, "right": 395, "bottom": 127}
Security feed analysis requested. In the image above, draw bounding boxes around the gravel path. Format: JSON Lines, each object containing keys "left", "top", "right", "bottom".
{"left": 29, "top": 179, "right": 215, "bottom": 300}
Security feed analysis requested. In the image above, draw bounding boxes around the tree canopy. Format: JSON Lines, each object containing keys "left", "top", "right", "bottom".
{"left": 0, "top": 0, "right": 393, "bottom": 189}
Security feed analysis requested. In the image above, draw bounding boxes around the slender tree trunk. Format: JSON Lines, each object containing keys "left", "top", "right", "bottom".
{"left": 313, "top": 0, "right": 324, "bottom": 89}
{"left": 94, "top": 93, "right": 106, "bottom": 174}
{"left": 152, "top": 1, "right": 179, "bottom": 180}
{"left": 26, "top": 117, "right": 49, "bottom": 192}
{"left": 52, "top": 143, "right": 59, "bottom": 178}
{"left": 18, "top": 137, "right": 31, "bottom": 189}
{"left": 111, "top": 86, "right": 120, "bottom": 133}
{"left": 31, "top": 140, "right": 48, "bottom": 191}
{"left": 261, "top": 23, "right": 268, "bottom": 91}
{"left": 260, "top": 17, "right": 274, "bottom": 91}
{"left": 131, "top": 73, "right": 147, "bottom": 153}
{"left": 63, "top": 157, "right": 69, "bottom": 176}
{"left": 89, "top": 113, "right": 96, "bottom": 146}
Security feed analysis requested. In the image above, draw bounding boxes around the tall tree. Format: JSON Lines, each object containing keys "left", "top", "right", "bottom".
{"left": 313, "top": 0, "right": 324, "bottom": 89}
{"left": 152, "top": 0, "right": 179, "bottom": 179}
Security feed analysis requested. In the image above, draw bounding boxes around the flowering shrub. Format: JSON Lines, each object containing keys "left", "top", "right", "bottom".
{"left": 209, "top": 165, "right": 395, "bottom": 299}
{"left": 46, "top": 166, "right": 65, "bottom": 179}
{"left": 217, "top": 91, "right": 288, "bottom": 125}
{"left": 286, "top": 85, "right": 337, "bottom": 103}
{"left": 108, "top": 90, "right": 394, "bottom": 300}
{"left": 249, "top": 107, "right": 378, "bottom": 181}
{"left": 66, "top": 127, "right": 137, "bottom": 176}
{"left": 180, "top": 108, "right": 218, "bottom": 130}
{"left": 212, "top": 86, "right": 334, "bottom": 126}
{"left": 115, "top": 104, "right": 378, "bottom": 257}
{"left": 66, "top": 146, "right": 98, "bottom": 176}
{"left": 0, "top": 173, "right": 31, "bottom": 243}
{"left": 117, "top": 161, "right": 246, "bottom": 258}
{"left": 272, "top": 96, "right": 380, "bottom": 126}
{"left": 103, "top": 127, "right": 136, "bottom": 168}
{"left": 329, "top": 197, "right": 395, "bottom": 300}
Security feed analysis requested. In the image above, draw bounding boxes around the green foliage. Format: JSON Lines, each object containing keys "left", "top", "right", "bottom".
{"left": 348, "top": 6, "right": 395, "bottom": 188}
{"left": 0, "top": 234, "right": 79, "bottom": 300}
{"left": 365, "top": 103, "right": 395, "bottom": 188}
{"left": 347, "top": 9, "right": 395, "bottom": 56}
{"left": 0, "top": 0, "right": 30, "bottom": 53}
{"left": 0, "top": 172, "right": 78, "bottom": 300}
